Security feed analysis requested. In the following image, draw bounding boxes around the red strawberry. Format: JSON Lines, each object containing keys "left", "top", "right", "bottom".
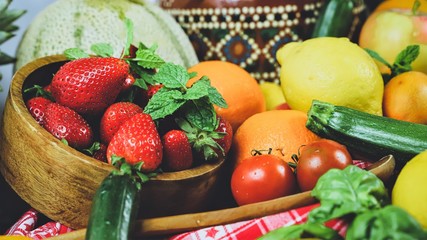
{"left": 161, "top": 130, "right": 193, "bottom": 171}
{"left": 121, "top": 73, "right": 136, "bottom": 92}
{"left": 146, "top": 84, "right": 163, "bottom": 99}
{"left": 107, "top": 113, "right": 162, "bottom": 172}
{"left": 50, "top": 57, "right": 129, "bottom": 116}
{"left": 214, "top": 115, "right": 233, "bottom": 157}
{"left": 25, "top": 96, "right": 52, "bottom": 126}
{"left": 43, "top": 103, "right": 94, "bottom": 150}
{"left": 93, "top": 143, "right": 108, "bottom": 163}
{"left": 99, "top": 102, "right": 143, "bottom": 144}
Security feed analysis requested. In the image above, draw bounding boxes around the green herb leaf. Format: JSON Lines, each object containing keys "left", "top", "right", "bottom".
{"left": 308, "top": 165, "right": 389, "bottom": 223}
{"left": 184, "top": 77, "right": 210, "bottom": 100}
{"left": 90, "top": 43, "right": 114, "bottom": 57}
{"left": 64, "top": 48, "right": 89, "bottom": 60}
{"left": 182, "top": 97, "right": 218, "bottom": 131}
{"left": 346, "top": 205, "right": 427, "bottom": 240}
{"left": 259, "top": 222, "right": 342, "bottom": 240}
{"left": 154, "top": 63, "right": 189, "bottom": 88}
{"left": 133, "top": 43, "right": 165, "bottom": 69}
{"left": 143, "top": 88, "right": 186, "bottom": 120}
{"left": 412, "top": 0, "right": 421, "bottom": 15}
{"left": 392, "top": 45, "right": 420, "bottom": 76}
{"left": 365, "top": 48, "right": 392, "bottom": 69}
{"left": 122, "top": 18, "right": 133, "bottom": 58}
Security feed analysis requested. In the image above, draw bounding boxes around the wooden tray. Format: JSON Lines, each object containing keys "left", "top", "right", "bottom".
{"left": 50, "top": 155, "right": 396, "bottom": 239}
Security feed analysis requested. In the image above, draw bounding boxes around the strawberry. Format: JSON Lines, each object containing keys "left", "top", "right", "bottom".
{"left": 146, "top": 84, "right": 163, "bottom": 99}
{"left": 25, "top": 96, "right": 52, "bottom": 126}
{"left": 121, "top": 73, "right": 136, "bottom": 92}
{"left": 99, "top": 102, "right": 143, "bottom": 144}
{"left": 106, "top": 113, "right": 162, "bottom": 172}
{"left": 161, "top": 130, "right": 193, "bottom": 171}
{"left": 43, "top": 102, "right": 94, "bottom": 150}
{"left": 50, "top": 57, "right": 129, "bottom": 116}
{"left": 214, "top": 115, "right": 233, "bottom": 157}
{"left": 93, "top": 143, "right": 108, "bottom": 163}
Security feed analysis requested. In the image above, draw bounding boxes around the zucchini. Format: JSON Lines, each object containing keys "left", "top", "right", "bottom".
{"left": 85, "top": 172, "right": 140, "bottom": 240}
{"left": 311, "top": 0, "right": 364, "bottom": 38}
{"left": 306, "top": 100, "right": 427, "bottom": 165}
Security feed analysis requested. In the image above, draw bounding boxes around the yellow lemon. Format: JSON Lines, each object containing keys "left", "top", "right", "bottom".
{"left": 259, "top": 81, "right": 286, "bottom": 110}
{"left": 276, "top": 37, "right": 384, "bottom": 115}
{"left": 392, "top": 150, "right": 427, "bottom": 229}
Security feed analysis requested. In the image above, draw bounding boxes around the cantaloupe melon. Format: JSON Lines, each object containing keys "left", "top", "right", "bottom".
{"left": 15, "top": 0, "right": 198, "bottom": 69}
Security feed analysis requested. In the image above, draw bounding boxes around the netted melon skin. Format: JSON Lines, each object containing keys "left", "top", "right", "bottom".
{"left": 15, "top": 0, "right": 198, "bottom": 69}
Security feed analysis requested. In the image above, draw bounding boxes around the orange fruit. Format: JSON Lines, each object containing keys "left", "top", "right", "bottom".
{"left": 187, "top": 61, "right": 266, "bottom": 131}
{"left": 231, "top": 110, "right": 321, "bottom": 168}
{"left": 383, "top": 71, "right": 427, "bottom": 124}
{"left": 375, "top": 0, "right": 427, "bottom": 13}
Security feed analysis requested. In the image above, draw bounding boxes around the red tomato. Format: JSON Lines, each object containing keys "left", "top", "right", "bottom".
{"left": 296, "top": 139, "right": 353, "bottom": 192}
{"left": 231, "top": 154, "right": 297, "bottom": 206}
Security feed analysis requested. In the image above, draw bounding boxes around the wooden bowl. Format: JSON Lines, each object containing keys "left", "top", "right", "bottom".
{"left": 0, "top": 55, "right": 227, "bottom": 229}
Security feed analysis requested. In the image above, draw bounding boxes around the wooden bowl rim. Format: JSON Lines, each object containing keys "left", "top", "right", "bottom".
{"left": 10, "top": 54, "right": 224, "bottom": 181}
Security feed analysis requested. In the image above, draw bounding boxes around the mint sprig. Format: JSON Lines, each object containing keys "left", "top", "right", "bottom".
{"left": 365, "top": 44, "right": 420, "bottom": 84}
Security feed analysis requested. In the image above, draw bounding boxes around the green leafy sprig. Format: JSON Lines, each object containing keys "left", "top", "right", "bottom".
{"left": 365, "top": 45, "right": 420, "bottom": 84}
{"left": 260, "top": 165, "right": 427, "bottom": 240}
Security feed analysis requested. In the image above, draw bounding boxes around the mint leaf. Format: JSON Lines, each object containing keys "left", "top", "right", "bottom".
{"left": 154, "top": 63, "right": 189, "bottom": 88}
{"left": 308, "top": 165, "right": 389, "bottom": 223}
{"left": 90, "top": 43, "right": 114, "bottom": 57}
{"left": 365, "top": 48, "right": 392, "bottom": 69}
{"left": 64, "top": 48, "right": 89, "bottom": 60}
{"left": 392, "top": 45, "right": 420, "bottom": 76}
{"left": 184, "top": 77, "right": 210, "bottom": 100}
{"left": 182, "top": 97, "right": 218, "bottom": 131}
{"left": 208, "top": 84, "right": 228, "bottom": 108}
{"left": 133, "top": 43, "right": 165, "bottom": 69}
{"left": 144, "top": 88, "right": 186, "bottom": 120}
{"left": 122, "top": 18, "right": 134, "bottom": 58}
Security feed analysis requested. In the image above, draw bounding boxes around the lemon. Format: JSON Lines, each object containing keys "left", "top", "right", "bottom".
{"left": 392, "top": 150, "right": 427, "bottom": 229}
{"left": 259, "top": 81, "right": 286, "bottom": 110}
{"left": 276, "top": 37, "right": 384, "bottom": 115}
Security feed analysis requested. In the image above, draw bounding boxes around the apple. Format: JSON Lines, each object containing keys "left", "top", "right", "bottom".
{"left": 359, "top": 8, "right": 427, "bottom": 74}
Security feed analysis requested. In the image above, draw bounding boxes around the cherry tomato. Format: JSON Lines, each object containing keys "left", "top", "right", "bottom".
{"left": 231, "top": 154, "right": 297, "bottom": 206}
{"left": 295, "top": 139, "right": 353, "bottom": 192}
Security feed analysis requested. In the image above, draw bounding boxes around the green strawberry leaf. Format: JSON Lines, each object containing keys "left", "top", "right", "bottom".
{"left": 82, "top": 142, "right": 101, "bottom": 156}
{"left": 64, "top": 48, "right": 89, "bottom": 60}
{"left": 90, "top": 43, "right": 114, "bottom": 57}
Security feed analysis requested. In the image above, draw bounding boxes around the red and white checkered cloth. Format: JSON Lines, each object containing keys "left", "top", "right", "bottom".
{"left": 4, "top": 161, "right": 370, "bottom": 239}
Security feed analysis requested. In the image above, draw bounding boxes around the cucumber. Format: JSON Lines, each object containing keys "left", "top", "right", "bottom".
{"left": 306, "top": 100, "right": 427, "bottom": 165}
{"left": 311, "top": 0, "right": 364, "bottom": 38}
{"left": 85, "top": 172, "right": 140, "bottom": 240}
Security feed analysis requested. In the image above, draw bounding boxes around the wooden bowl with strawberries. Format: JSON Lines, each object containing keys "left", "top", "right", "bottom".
{"left": 0, "top": 55, "right": 229, "bottom": 229}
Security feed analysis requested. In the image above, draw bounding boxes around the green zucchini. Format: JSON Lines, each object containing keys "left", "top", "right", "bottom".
{"left": 85, "top": 172, "right": 140, "bottom": 240}
{"left": 306, "top": 100, "right": 427, "bottom": 165}
{"left": 311, "top": 0, "right": 364, "bottom": 38}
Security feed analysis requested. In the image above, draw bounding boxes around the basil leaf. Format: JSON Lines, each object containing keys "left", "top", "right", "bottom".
{"left": 346, "top": 205, "right": 427, "bottom": 240}
{"left": 308, "top": 165, "right": 389, "bottom": 223}
{"left": 260, "top": 222, "right": 342, "bottom": 240}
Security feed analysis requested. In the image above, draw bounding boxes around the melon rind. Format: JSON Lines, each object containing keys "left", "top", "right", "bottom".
{"left": 15, "top": 0, "right": 198, "bottom": 70}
